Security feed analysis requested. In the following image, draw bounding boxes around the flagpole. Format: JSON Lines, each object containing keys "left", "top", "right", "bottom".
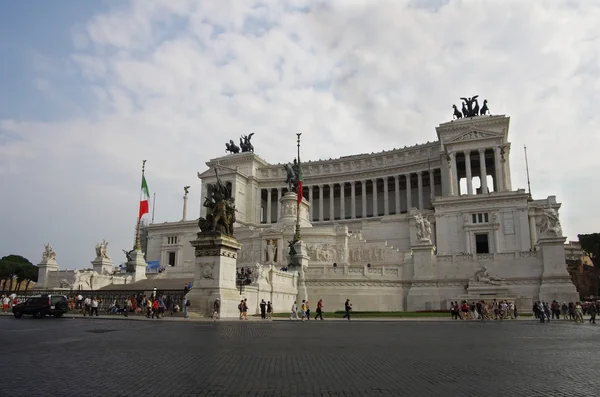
{"left": 294, "top": 133, "right": 302, "bottom": 241}
{"left": 135, "top": 160, "right": 147, "bottom": 251}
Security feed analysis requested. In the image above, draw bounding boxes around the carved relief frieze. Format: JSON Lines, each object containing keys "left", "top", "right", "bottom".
{"left": 349, "top": 246, "right": 386, "bottom": 263}
{"left": 306, "top": 281, "right": 403, "bottom": 288}
{"left": 195, "top": 248, "right": 238, "bottom": 259}
{"left": 306, "top": 242, "right": 348, "bottom": 263}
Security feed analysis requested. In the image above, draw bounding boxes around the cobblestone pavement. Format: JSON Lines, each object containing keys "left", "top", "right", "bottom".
{"left": 1, "top": 316, "right": 598, "bottom": 397}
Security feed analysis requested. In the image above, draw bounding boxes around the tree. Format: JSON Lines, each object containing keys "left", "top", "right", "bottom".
{"left": 577, "top": 233, "right": 600, "bottom": 268}
{"left": 0, "top": 255, "right": 37, "bottom": 293}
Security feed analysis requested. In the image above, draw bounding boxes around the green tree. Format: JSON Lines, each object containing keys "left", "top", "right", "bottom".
{"left": 577, "top": 233, "right": 600, "bottom": 268}
{"left": 0, "top": 255, "right": 37, "bottom": 293}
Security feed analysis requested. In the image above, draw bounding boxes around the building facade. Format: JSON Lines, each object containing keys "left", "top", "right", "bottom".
{"left": 146, "top": 114, "right": 579, "bottom": 311}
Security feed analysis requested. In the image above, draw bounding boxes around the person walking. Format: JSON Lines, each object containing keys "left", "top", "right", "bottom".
{"left": 213, "top": 298, "right": 220, "bottom": 321}
{"left": 267, "top": 301, "right": 273, "bottom": 319}
{"left": 290, "top": 301, "right": 299, "bottom": 320}
{"left": 90, "top": 297, "right": 99, "bottom": 317}
{"left": 183, "top": 295, "right": 189, "bottom": 318}
{"left": 315, "top": 299, "right": 324, "bottom": 320}
{"left": 260, "top": 299, "right": 267, "bottom": 319}
{"left": 343, "top": 299, "right": 352, "bottom": 320}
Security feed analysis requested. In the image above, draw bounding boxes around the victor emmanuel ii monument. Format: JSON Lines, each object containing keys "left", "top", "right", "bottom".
{"left": 39, "top": 96, "right": 579, "bottom": 312}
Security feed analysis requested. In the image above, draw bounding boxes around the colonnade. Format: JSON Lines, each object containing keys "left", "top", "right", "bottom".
{"left": 260, "top": 169, "right": 441, "bottom": 223}
{"left": 448, "top": 146, "right": 508, "bottom": 196}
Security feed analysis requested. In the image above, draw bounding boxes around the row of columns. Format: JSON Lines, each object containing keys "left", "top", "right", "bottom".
{"left": 262, "top": 170, "right": 439, "bottom": 223}
{"left": 447, "top": 146, "right": 505, "bottom": 196}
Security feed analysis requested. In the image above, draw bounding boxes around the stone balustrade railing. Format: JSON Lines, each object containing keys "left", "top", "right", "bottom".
{"left": 436, "top": 251, "right": 538, "bottom": 263}
{"left": 306, "top": 265, "right": 400, "bottom": 278}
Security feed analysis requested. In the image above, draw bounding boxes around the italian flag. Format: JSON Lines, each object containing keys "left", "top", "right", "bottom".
{"left": 297, "top": 159, "right": 303, "bottom": 205}
{"left": 139, "top": 175, "right": 150, "bottom": 220}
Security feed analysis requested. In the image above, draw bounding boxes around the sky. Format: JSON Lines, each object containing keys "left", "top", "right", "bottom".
{"left": 1, "top": 0, "right": 599, "bottom": 269}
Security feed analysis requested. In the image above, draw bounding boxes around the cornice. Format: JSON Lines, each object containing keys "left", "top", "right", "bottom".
{"left": 433, "top": 191, "right": 529, "bottom": 211}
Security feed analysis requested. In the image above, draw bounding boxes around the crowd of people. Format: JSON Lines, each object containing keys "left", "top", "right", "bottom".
{"left": 533, "top": 300, "right": 598, "bottom": 324}
{"left": 451, "top": 299, "right": 518, "bottom": 320}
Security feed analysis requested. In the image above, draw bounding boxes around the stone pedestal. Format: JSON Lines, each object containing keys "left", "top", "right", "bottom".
{"left": 287, "top": 240, "right": 308, "bottom": 304}
{"left": 37, "top": 259, "right": 59, "bottom": 288}
{"left": 91, "top": 257, "right": 114, "bottom": 275}
{"left": 186, "top": 232, "right": 242, "bottom": 318}
{"left": 278, "top": 192, "right": 312, "bottom": 228}
{"left": 537, "top": 236, "right": 579, "bottom": 303}
{"left": 128, "top": 249, "right": 147, "bottom": 282}
{"left": 466, "top": 284, "right": 510, "bottom": 297}
{"left": 406, "top": 243, "right": 442, "bottom": 311}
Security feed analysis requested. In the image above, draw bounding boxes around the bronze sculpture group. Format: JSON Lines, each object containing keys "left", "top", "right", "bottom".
{"left": 283, "top": 158, "right": 301, "bottom": 193}
{"left": 452, "top": 95, "right": 490, "bottom": 119}
{"left": 198, "top": 169, "right": 236, "bottom": 236}
{"left": 225, "top": 133, "right": 254, "bottom": 154}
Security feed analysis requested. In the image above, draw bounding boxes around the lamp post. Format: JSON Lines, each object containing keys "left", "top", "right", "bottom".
{"left": 294, "top": 133, "right": 302, "bottom": 242}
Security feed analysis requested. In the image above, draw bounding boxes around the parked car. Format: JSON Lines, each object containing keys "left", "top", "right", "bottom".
{"left": 12, "top": 295, "right": 69, "bottom": 318}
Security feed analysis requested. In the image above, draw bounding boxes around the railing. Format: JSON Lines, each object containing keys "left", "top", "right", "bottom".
{"left": 435, "top": 252, "right": 539, "bottom": 263}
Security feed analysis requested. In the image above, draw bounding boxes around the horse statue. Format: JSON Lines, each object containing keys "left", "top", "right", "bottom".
{"left": 452, "top": 104, "right": 462, "bottom": 120}
{"left": 480, "top": 99, "right": 490, "bottom": 115}
{"left": 240, "top": 133, "right": 254, "bottom": 152}
{"left": 225, "top": 140, "right": 240, "bottom": 154}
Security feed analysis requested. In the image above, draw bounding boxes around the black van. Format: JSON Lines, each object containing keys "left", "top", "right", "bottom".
{"left": 12, "top": 295, "right": 69, "bottom": 318}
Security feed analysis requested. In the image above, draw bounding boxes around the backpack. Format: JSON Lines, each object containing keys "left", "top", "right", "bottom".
{"left": 185, "top": 300, "right": 191, "bottom": 307}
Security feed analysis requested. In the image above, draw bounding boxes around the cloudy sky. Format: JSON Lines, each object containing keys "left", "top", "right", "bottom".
{"left": 1, "top": 0, "right": 598, "bottom": 268}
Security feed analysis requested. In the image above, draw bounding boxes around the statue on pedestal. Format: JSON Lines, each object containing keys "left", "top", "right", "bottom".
{"left": 95, "top": 239, "right": 110, "bottom": 260}
{"left": 413, "top": 214, "right": 432, "bottom": 242}
{"left": 42, "top": 243, "right": 56, "bottom": 261}
{"left": 283, "top": 158, "right": 300, "bottom": 193}
{"left": 537, "top": 206, "right": 563, "bottom": 237}
{"left": 451, "top": 95, "right": 491, "bottom": 119}
{"left": 469, "top": 265, "right": 504, "bottom": 286}
{"left": 225, "top": 140, "right": 240, "bottom": 154}
{"left": 198, "top": 168, "right": 236, "bottom": 236}
{"left": 265, "top": 240, "right": 276, "bottom": 263}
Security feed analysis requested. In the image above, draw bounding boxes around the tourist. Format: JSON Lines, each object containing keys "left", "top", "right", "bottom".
{"left": 90, "top": 297, "right": 99, "bottom": 317}
{"left": 1, "top": 295, "right": 9, "bottom": 313}
{"left": 151, "top": 298, "right": 160, "bottom": 319}
{"left": 574, "top": 302, "right": 584, "bottom": 323}
{"left": 482, "top": 301, "right": 490, "bottom": 321}
{"left": 83, "top": 296, "right": 91, "bottom": 316}
{"left": 242, "top": 299, "right": 248, "bottom": 320}
{"left": 238, "top": 300, "right": 244, "bottom": 319}
{"left": 290, "top": 301, "right": 299, "bottom": 320}
{"left": 588, "top": 301, "right": 597, "bottom": 324}
{"left": 343, "top": 299, "right": 352, "bottom": 320}
{"left": 315, "top": 299, "right": 324, "bottom": 320}
{"left": 183, "top": 295, "right": 189, "bottom": 318}
{"left": 300, "top": 300, "right": 307, "bottom": 321}
{"left": 76, "top": 293, "right": 83, "bottom": 310}
{"left": 267, "top": 301, "right": 273, "bottom": 319}
{"left": 213, "top": 298, "right": 220, "bottom": 321}
{"left": 260, "top": 299, "right": 267, "bottom": 319}
{"left": 123, "top": 297, "right": 131, "bottom": 317}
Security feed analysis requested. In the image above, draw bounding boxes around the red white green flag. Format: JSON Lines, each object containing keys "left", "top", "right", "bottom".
{"left": 139, "top": 175, "right": 150, "bottom": 220}
{"left": 297, "top": 159, "right": 303, "bottom": 205}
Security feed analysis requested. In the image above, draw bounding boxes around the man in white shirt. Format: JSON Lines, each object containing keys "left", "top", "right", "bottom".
{"left": 76, "top": 294, "right": 83, "bottom": 309}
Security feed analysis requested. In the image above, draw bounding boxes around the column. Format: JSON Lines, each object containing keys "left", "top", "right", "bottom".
{"left": 405, "top": 173, "right": 412, "bottom": 211}
{"left": 464, "top": 151, "right": 473, "bottom": 195}
{"left": 479, "top": 148, "right": 488, "bottom": 194}
{"left": 372, "top": 179, "right": 378, "bottom": 216}
{"left": 308, "top": 186, "right": 314, "bottom": 221}
{"left": 266, "top": 188, "right": 272, "bottom": 223}
{"left": 383, "top": 177, "right": 389, "bottom": 215}
{"left": 340, "top": 182, "right": 345, "bottom": 220}
{"left": 276, "top": 188, "right": 282, "bottom": 221}
{"left": 329, "top": 183, "right": 335, "bottom": 221}
{"left": 361, "top": 180, "right": 367, "bottom": 218}
{"left": 450, "top": 151, "right": 459, "bottom": 196}
{"left": 351, "top": 181, "right": 356, "bottom": 219}
{"left": 318, "top": 185, "right": 324, "bottom": 221}
{"left": 417, "top": 171, "right": 423, "bottom": 210}
{"left": 428, "top": 169, "right": 435, "bottom": 207}
{"left": 394, "top": 175, "right": 400, "bottom": 215}
{"left": 494, "top": 146, "right": 504, "bottom": 192}
{"left": 528, "top": 213, "right": 537, "bottom": 250}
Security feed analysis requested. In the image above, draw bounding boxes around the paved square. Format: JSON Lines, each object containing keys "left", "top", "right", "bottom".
{"left": 1, "top": 317, "right": 598, "bottom": 396}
